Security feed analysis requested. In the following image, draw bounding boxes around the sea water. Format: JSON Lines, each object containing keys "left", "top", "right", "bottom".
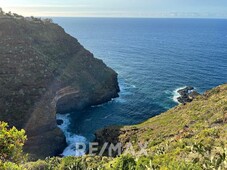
{"left": 53, "top": 18, "right": 227, "bottom": 156}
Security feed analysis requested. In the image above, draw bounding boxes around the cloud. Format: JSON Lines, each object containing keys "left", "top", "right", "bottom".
{"left": 2, "top": 5, "right": 89, "bottom": 8}
{"left": 1, "top": 1, "right": 227, "bottom": 18}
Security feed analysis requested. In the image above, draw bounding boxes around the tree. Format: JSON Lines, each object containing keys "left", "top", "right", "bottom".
{"left": 0, "top": 121, "right": 27, "bottom": 164}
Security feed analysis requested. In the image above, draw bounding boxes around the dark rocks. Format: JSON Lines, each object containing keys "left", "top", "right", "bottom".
{"left": 189, "top": 91, "right": 200, "bottom": 99}
{"left": 177, "top": 86, "right": 200, "bottom": 104}
{"left": 56, "top": 119, "right": 63, "bottom": 126}
{"left": 177, "top": 86, "right": 194, "bottom": 96}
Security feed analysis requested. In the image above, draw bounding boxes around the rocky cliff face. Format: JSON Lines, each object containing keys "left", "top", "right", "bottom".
{"left": 0, "top": 16, "right": 119, "bottom": 159}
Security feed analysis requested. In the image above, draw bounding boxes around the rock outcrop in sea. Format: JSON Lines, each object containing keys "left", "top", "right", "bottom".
{"left": 176, "top": 86, "right": 200, "bottom": 104}
{"left": 0, "top": 14, "right": 119, "bottom": 159}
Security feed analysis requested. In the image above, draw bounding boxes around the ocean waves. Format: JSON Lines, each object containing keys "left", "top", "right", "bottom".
{"left": 56, "top": 114, "right": 87, "bottom": 156}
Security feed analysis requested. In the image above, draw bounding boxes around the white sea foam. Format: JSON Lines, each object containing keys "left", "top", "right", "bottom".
{"left": 115, "top": 96, "right": 127, "bottom": 103}
{"left": 56, "top": 114, "right": 87, "bottom": 156}
{"left": 131, "top": 84, "right": 136, "bottom": 88}
{"left": 103, "top": 114, "right": 112, "bottom": 119}
{"left": 172, "top": 86, "right": 187, "bottom": 103}
{"left": 114, "top": 81, "right": 136, "bottom": 104}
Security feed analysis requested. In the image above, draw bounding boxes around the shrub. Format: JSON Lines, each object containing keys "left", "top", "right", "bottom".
{"left": 57, "top": 156, "right": 85, "bottom": 170}
{"left": 112, "top": 155, "right": 136, "bottom": 170}
{"left": 0, "top": 121, "right": 27, "bottom": 164}
{"left": 0, "top": 160, "right": 24, "bottom": 170}
{"left": 23, "top": 160, "right": 49, "bottom": 170}
{"left": 136, "top": 156, "right": 152, "bottom": 170}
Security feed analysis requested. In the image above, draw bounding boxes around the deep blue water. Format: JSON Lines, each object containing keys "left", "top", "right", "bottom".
{"left": 54, "top": 18, "right": 227, "bottom": 156}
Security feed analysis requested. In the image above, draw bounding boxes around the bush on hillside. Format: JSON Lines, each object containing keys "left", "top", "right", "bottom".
{"left": 0, "top": 121, "right": 27, "bottom": 164}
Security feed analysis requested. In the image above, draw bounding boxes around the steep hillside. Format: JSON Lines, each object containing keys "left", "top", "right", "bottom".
{"left": 95, "top": 83, "right": 227, "bottom": 169}
{"left": 24, "top": 84, "right": 227, "bottom": 169}
{"left": 0, "top": 15, "right": 119, "bottom": 159}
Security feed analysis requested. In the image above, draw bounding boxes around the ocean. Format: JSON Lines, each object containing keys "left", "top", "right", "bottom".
{"left": 53, "top": 18, "right": 227, "bottom": 156}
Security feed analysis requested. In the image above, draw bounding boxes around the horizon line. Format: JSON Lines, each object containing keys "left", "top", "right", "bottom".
{"left": 42, "top": 16, "right": 227, "bottom": 20}
{"left": 1, "top": 15, "right": 226, "bottom": 20}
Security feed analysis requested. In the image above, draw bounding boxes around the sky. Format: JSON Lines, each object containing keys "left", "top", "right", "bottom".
{"left": 0, "top": 0, "right": 227, "bottom": 18}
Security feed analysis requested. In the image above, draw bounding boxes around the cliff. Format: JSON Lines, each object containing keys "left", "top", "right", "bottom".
{"left": 0, "top": 16, "right": 119, "bottom": 160}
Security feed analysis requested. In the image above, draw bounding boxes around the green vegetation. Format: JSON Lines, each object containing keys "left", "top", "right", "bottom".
{"left": 107, "top": 84, "right": 227, "bottom": 169}
{"left": 1, "top": 84, "right": 226, "bottom": 169}
{"left": 23, "top": 156, "right": 113, "bottom": 170}
{"left": 0, "top": 121, "right": 27, "bottom": 169}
